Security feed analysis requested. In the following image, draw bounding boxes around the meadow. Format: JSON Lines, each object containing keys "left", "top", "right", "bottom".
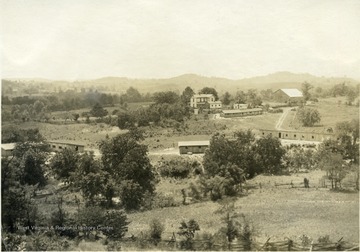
{"left": 281, "top": 97, "right": 359, "bottom": 132}
{"left": 126, "top": 170, "right": 359, "bottom": 245}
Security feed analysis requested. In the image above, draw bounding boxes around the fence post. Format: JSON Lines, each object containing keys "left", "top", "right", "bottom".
{"left": 287, "top": 239, "right": 293, "bottom": 251}
{"left": 335, "top": 237, "right": 343, "bottom": 251}
{"left": 260, "top": 238, "right": 271, "bottom": 250}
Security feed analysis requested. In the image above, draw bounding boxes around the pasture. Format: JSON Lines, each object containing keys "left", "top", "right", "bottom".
{"left": 127, "top": 170, "right": 359, "bottom": 244}
{"left": 281, "top": 97, "right": 359, "bottom": 132}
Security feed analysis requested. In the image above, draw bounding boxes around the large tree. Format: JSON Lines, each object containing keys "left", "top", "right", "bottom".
{"left": 153, "top": 91, "right": 180, "bottom": 104}
{"left": 99, "top": 130, "right": 156, "bottom": 210}
{"left": 90, "top": 102, "right": 108, "bottom": 117}
{"left": 50, "top": 149, "right": 80, "bottom": 183}
{"left": 73, "top": 152, "right": 106, "bottom": 204}
{"left": 253, "top": 135, "right": 285, "bottom": 174}
{"left": 222, "top": 92, "right": 232, "bottom": 106}
{"left": 181, "top": 86, "right": 195, "bottom": 105}
{"left": 336, "top": 119, "right": 359, "bottom": 163}
{"left": 200, "top": 87, "right": 219, "bottom": 100}
{"left": 301, "top": 82, "right": 313, "bottom": 101}
{"left": 296, "top": 107, "right": 321, "bottom": 127}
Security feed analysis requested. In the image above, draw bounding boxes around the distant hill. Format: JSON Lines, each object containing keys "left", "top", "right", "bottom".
{"left": 3, "top": 72, "right": 359, "bottom": 95}
{"left": 82, "top": 72, "right": 360, "bottom": 93}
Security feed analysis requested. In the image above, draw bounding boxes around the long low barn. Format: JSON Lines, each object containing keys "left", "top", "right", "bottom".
{"left": 47, "top": 141, "right": 85, "bottom": 152}
{"left": 178, "top": 140, "right": 210, "bottom": 154}
{"left": 259, "top": 129, "right": 335, "bottom": 142}
{"left": 221, "top": 108, "right": 263, "bottom": 118}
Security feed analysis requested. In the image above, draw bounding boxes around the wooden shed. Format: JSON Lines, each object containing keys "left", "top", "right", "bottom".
{"left": 221, "top": 108, "right": 263, "bottom": 118}
{"left": 1, "top": 143, "right": 16, "bottom": 157}
{"left": 259, "top": 129, "right": 335, "bottom": 142}
{"left": 47, "top": 141, "right": 85, "bottom": 152}
{"left": 178, "top": 140, "right": 210, "bottom": 154}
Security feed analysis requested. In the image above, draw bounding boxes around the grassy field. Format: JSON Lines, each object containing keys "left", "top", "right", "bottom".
{"left": 281, "top": 97, "right": 359, "bottom": 132}
{"left": 126, "top": 170, "right": 359, "bottom": 244}
{"left": 2, "top": 121, "right": 127, "bottom": 149}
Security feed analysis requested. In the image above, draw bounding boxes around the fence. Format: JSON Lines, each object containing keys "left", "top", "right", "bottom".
{"left": 115, "top": 236, "right": 359, "bottom": 251}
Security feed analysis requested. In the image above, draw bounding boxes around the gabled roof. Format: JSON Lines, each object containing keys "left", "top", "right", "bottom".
{"left": 276, "top": 88, "right": 303, "bottom": 97}
{"left": 47, "top": 140, "right": 85, "bottom": 147}
{"left": 192, "top": 94, "right": 214, "bottom": 98}
{"left": 178, "top": 140, "right": 210, "bottom": 147}
{"left": 1, "top": 143, "right": 16, "bottom": 150}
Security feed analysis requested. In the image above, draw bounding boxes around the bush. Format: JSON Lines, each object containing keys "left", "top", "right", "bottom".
{"left": 158, "top": 164, "right": 191, "bottom": 179}
{"left": 102, "top": 210, "right": 129, "bottom": 239}
{"left": 156, "top": 157, "right": 201, "bottom": 179}
{"left": 142, "top": 192, "right": 178, "bottom": 210}
{"left": 148, "top": 218, "right": 165, "bottom": 244}
{"left": 188, "top": 182, "right": 202, "bottom": 201}
{"left": 119, "top": 180, "right": 144, "bottom": 211}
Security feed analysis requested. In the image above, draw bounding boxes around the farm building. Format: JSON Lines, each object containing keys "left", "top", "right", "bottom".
{"left": 190, "top": 94, "right": 219, "bottom": 108}
{"left": 233, "top": 103, "right": 248, "bottom": 110}
{"left": 273, "top": 89, "right": 304, "bottom": 105}
{"left": 47, "top": 141, "right": 85, "bottom": 152}
{"left": 258, "top": 129, "right": 335, "bottom": 142}
{"left": 1, "top": 143, "right": 16, "bottom": 157}
{"left": 178, "top": 140, "right": 210, "bottom": 154}
{"left": 209, "top": 101, "right": 222, "bottom": 109}
{"left": 221, "top": 108, "right": 263, "bottom": 118}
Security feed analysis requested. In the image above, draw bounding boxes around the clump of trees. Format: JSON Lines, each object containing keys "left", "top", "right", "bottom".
{"left": 296, "top": 107, "right": 321, "bottom": 127}
{"left": 155, "top": 157, "right": 202, "bottom": 179}
{"left": 233, "top": 89, "right": 263, "bottom": 108}
{"left": 115, "top": 89, "right": 192, "bottom": 129}
{"left": 198, "top": 130, "right": 285, "bottom": 201}
{"left": 315, "top": 119, "right": 359, "bottom": 190}
{"left": 90, "top": 102, "right": 108, "bottom": 117}
{"left": 49, "top": 129, "right": 157, "bottom": 210}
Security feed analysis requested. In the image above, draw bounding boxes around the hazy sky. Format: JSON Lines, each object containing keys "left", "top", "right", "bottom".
{"left": 1, "top": 0, "right": 360, "bottom": 80}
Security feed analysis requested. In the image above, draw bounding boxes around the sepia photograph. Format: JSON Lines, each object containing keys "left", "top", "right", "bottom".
{"left": 1, "top": 0, "right": 359, "bottom": 251}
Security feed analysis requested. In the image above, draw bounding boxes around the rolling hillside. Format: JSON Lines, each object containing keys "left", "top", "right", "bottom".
{"left": 3, "top": 72, "right": 359, "bottom": 95}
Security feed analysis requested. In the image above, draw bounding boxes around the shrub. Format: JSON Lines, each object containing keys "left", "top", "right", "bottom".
{"left": 142, "top": 192, "right": 178, "bottom": 210}
{"left": 102, "top": 210, "right": 129, "bottom": 239}
{"left": 148, "top": 218, "right": 165, "bottom": 244}
{"left": 119, "top": 180, "right": 144, "bottom": 211}
{"left": 188, "top": 182, "right": 202, "bottom": 201}
{"left": 156, "top": 157, "right": 201, "bottom": 179}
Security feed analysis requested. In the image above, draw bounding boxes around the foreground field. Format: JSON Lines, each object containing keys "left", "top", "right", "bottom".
{"left": 127, "top": 170, "right": 359, "bottom": 244}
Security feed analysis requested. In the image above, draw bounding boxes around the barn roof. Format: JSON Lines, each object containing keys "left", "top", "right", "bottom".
{"left": 178, "top": 140, "right": 210, "bottom": 147}
{"left": 47, "top": 140, "right": 85, "bottom": 147}
{"left": 277, "top": 88, "right": 303, "bottom": 97}
{"left": 1, "top": 143, "right": 16, "bottom": 150}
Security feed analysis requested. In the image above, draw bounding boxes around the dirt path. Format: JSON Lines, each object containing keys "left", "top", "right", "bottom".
{"left": 275, "top": 107, "right": 292, "bottom": 130}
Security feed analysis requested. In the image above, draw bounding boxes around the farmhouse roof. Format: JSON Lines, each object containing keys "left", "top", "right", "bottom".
{"left": 193, "top": 94, "right": 214, "bottom": 98}
{"left": 222, "top": 108, "right": 263, "bottom": 114}
{"left": 277, "top": 88, "right": 303, "bottom": 97}
{"left": 1, "top": 143, "right": 16, "bottom": 150}
{"left": 178, "top": 140, "right": 210, "bottom": 147}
